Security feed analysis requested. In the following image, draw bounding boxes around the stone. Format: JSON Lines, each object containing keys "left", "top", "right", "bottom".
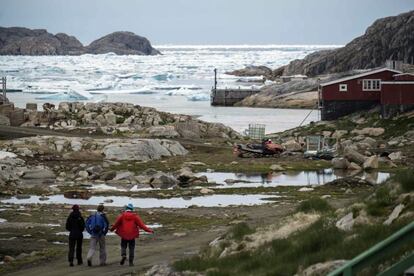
{"left": 104, "top": 112, "right": 117, "bottom": 125}
{"left": 0, "top": 151, "right": 17, "bottom": 159}
{"left": 77, "top": 170, "right": 89, "bottom": 179}
{"left": 344, "top": 147, "right": 367, "bottom": 165}
{"left": 270, "top": 164, "right": 285, "bottom": 171}
{"left": 200, "top": 188, "right": 214, "bottom": 194}
{"left": 332, "top": 130, "right": 348, "bottom": 139}
{"left": 363, "top": 155, "right": 379, "bottom": 170}
{"left": 331, "top": 158, "right": 350, "bottom": 169}
{"left": 347, "top": 162, "right": 362, "bottom": 170}
{"left": 150, "top": 172, "right": 178, "bottom": 189}
{"left": 147, "top": 126, "right": 179, "bottom": 138}
{"left": 336, "top": 212, "right": 354, "bottom": 231}
{"left": 384, "top": 204, "right": 404, "bottom": 225}
{"left": 388, "top": 151, "right": 403, "bottom": 161}
{"left": 22, "top": 169, "right": 55, "bottom": 179}
{"left": 0, "top": 114, "right": 10, "bottom": 126}
{"left": 298, "top": 187, "right": 314, "bottom": 192}
{"left": 173, "top": 232, "right": 187, "bottom": 237}
{"left": 282, "top": 140, "right": 302, "bottom": 152}
{"left": 113, "top": 171, "right": 134, "bottom": 181}
{"left": 352, "top": 127, "right": 385, "bottom": 137}
{"left": 3, "top": 255, "right": 15, "bottom": 263}
{"left": 100, "top": 171, "right": 116, "bottom": 181}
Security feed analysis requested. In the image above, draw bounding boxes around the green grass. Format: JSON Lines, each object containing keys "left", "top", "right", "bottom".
{"left": 296, "top": 197, "right": 332, "bottom": 213}
{"left": 393, "top": 169, "right": 414, "bottom": 192}
{"left": 174, "top": 218, "right": 414, "bottom": 276}
{"left": 366, "top": 186, "right": 394, "bottom": 216}
{"left": 227, "top": 223, "right": 255, "bottom": 241}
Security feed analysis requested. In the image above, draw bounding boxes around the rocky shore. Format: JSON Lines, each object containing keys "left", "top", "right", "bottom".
{"left": 0, "top": 27, "right": 160, "bottom": 55}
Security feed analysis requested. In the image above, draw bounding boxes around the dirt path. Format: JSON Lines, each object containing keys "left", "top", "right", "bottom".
{"left": 5, "top": 228, "right": 223, "bottom": 276}
{"left": 3, "top": 203, "right": 296, "bottom": 276}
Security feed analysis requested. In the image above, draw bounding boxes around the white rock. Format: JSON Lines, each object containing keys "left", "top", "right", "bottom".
{"left": 298, "top": 187, "right": 314, "bottom": 192}
{"left": 200, "top": 188, "right": 214, "bottom": 194}
{"left": 282, "top": 140, "right": 302, "bottom": 152}
{"left": 389, "top": 151, "right": 403, "bottom": 161}
{"left": 384, "top": 204, "right": 404, "bottom": 225}
{"left": 0, "top": 151, "right": 17, "bottom": 159}
{"left": 270, "top": 164, "right": 285, "bottom": 171}
{"left": 363, "top": 155, "right": 379, "bottom": 170}
{"left": 331, "top": 158, "right": 350, "bottom": 169}
{"left": 336, "top": 212, "right": 354, "bottom": 231}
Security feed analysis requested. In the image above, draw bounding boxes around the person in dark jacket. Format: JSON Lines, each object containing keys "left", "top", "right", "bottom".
{"left": 110, "top": 203, "right": 153, "bottom": 266}
{"left": 66, "top": 204, "right": 85, "bottom": 266}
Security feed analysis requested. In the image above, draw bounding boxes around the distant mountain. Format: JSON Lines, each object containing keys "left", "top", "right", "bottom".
{"left": 281, "top": 10, "right": 414, "bottom": 76}
{"left": 0, "top": 27, "right": 160, "bottom": 56}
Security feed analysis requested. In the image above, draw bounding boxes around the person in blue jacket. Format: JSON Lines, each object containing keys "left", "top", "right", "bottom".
{"left": 85, "top": 204, "right": 109, "bottom": 266}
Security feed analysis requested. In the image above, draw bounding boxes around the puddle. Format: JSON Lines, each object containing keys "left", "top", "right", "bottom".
{"left": 0, "top": 218, "right": 7, "bottom": 223}
{"left": 1, "top": 194, "right": 278, "bottom": 208}
{"left": 55, "top": 223, "right": 162, "bottom": 239}
{"left": 197, "top": 169, "right": 391, "bottom": 188}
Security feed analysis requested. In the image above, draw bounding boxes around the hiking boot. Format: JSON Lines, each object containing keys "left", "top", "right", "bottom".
{"left": 129, "top": 261, "right": 134, "bottom": 267}
{"left": 69, "top": 262, "right": 74, "bottom": 267}
{"left": 120, "top": 256, "right": 126, "bottom": 265}
{"left": 78, "top": 260, "right": 83, "bottom": 265}
{"left": 87, "top": 260, "right": 92, "bottom": 267}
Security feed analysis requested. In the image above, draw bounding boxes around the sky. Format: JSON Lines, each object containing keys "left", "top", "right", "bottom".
{"left": 1, "top": 0, "right": 414, "bottom": 45}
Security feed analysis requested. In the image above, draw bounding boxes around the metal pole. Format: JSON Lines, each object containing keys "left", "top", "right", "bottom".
{"left": 2, "top": 77, "right": 6, "bottom": 102}
{"left": 214, "top": 68, "right": 217, "bottom": 91}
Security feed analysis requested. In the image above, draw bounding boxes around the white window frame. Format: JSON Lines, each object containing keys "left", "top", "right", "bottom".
{"left": 339, "top": 84, "right": 347, "bottom": 92}
{"left": 362, "top": 79, "right": 381, "bottom": 91}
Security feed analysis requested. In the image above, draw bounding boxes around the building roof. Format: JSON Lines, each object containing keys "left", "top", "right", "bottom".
{"left": 320, "top": 68, "right": 402, "bottom": 87}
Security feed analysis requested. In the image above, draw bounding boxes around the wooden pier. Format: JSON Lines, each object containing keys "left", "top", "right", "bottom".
{"left": 210, "top": 87, "right": 261, "bottom": 106}
{"left": 210, "top": 68, "right": 261, "bottom": 106}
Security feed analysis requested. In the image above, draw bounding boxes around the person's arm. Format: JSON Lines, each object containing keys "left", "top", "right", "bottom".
{"left": 102, "top": 213, "right": 110, "bottom": 234}
{"left": 110, "top": 215, "right": 122, "bottom": 232}
{"left": 80, "top": 216, "right": 85, "bottom": 232}
{"left": 65, "top": 215, "right": 71, "bottom": 232}
{"left": 135, "top": 214, "right": 153, "bottom": 233}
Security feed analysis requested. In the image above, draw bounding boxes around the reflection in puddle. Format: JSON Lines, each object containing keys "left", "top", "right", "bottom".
{"left": 197, "top": 169, "right": 390, "bottom": 188}
{"left": 1, "top": 194, "right": 279, "bottom": 208}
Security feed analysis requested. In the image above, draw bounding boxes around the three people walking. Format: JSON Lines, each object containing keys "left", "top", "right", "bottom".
{"left": 66, "top": 203, "right": 153, "bottom": 268}
{"left": 110, "top": 203, "right": 154, "bottom": 266}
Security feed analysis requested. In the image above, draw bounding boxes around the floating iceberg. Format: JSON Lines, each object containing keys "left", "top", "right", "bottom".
{"left": 35, "top": 90, "right": 106, "bottom": 102}
{"left": 186, "top": 93, "right": 210, "bottom": 101}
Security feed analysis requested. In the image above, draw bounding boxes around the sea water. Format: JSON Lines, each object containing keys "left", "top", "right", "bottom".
{"left": 1, "top": 45, "right": 340, "bottom": 133}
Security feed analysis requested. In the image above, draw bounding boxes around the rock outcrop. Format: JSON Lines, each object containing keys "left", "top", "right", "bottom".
{"left": 86, "top": 31, "right": 160, "bottom": 55}
{"left": 280, "top": 10, "right": 414, "bottom": 76}
{"left": 23, "top": 102, "right": 240, "bottom": 140}
{"left": 0, "top": 27, "right": 160, "bottom": 56}
{"left": 0, "top": 27, "right": 84, "bottom": 55}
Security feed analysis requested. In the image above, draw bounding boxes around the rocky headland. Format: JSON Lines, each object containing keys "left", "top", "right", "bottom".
{"left": 0, "top": 27, "right": 160, "bottom": 55}
{"left": 230, "top": 10, "right": 414, "bottom": 108}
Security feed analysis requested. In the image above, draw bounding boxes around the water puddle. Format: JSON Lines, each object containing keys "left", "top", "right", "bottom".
{"left": 0, "top": 218, "right": 7, "bottom": 223}
{"left": 197, "top": 169, "right": 390, "bottom": 188}
{"left": 1, "top": 194, "right": 278, "bottom": 208}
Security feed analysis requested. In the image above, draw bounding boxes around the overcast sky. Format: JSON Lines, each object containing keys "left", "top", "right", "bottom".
{"left": 1, "top": 0, "right": 413, "bottom": 45}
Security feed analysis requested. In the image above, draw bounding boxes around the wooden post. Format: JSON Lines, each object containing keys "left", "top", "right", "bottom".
{"left": 2, "top": 77, "right": 6, "bottom": 103}
{"left": 214, "top": 68, "right": 217, "bottom": 91}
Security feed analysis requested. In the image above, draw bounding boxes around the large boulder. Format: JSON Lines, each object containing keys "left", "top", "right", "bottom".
{"left": 86, "top": 31, "right": 160, "bottom": 55}
{"left": 352, "top": 128, "right": 385, "bottom": 137}
{"left": 344, "top": 147, "right": 367, "bottom": 165}
{"left": 102, "top": 139, "right": 187, "bottom": 161}
{"left": 282, "top": 140, "right": 302, "bottom": 152}
{"left": 331, "top": 158, "right": 350, "bottom": 169}
{"left": 0, "top": 114, "right": 10, "bottom": 126}
{"left": 363, "top": 155, "right": 379, "bottom": 170}
{"left": 147, "top": 126, "right": 179, "bottom": 138}
{"left": 22, "top": 169, "right": 55, "bottom": 179}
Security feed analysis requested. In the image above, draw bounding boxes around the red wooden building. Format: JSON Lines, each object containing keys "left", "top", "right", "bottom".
{"left": 319, "top": 68, "right": 414, "bottom": 120}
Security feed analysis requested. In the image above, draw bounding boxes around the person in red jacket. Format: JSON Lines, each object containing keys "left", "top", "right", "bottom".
{"left": 110, "top": 203, "right": 153, "bottom": 266}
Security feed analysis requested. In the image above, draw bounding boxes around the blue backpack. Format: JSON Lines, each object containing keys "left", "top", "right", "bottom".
{"left": 86, "top": 213, "right": 107, "bottom": 237}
